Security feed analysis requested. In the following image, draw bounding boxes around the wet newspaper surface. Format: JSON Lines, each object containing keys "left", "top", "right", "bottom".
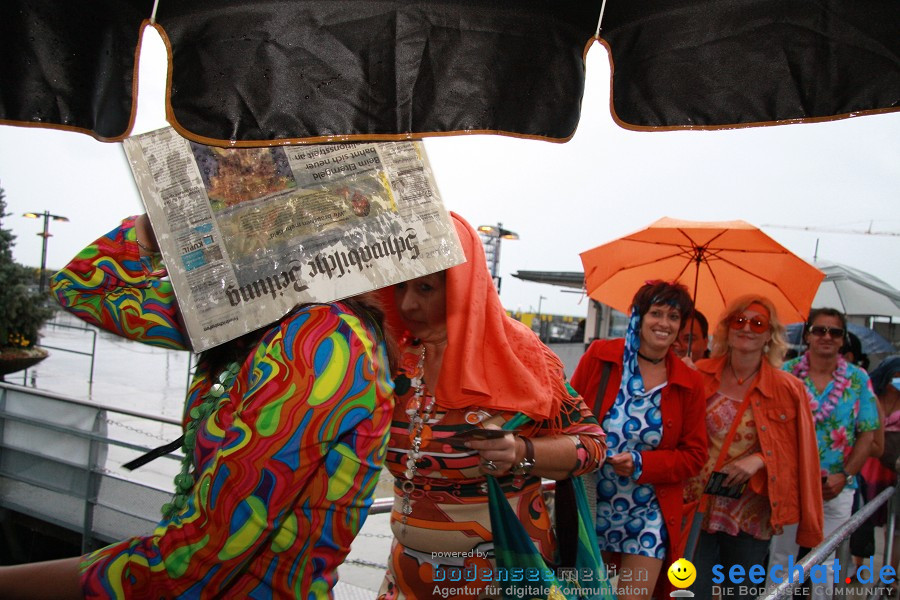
{"left": 123, "top": 127, "right": 464, "bottom": 352}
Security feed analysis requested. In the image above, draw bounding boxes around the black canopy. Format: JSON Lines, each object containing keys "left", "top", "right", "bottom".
{"left": 2, "top": 0, "right": 898, "bottom": 145}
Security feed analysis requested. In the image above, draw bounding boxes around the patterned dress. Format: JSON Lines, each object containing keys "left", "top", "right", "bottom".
{"left": 50, "top": 217, "right": 394, "bottom": 599}
{"left": 684, "top": 392, "right": 774, "bottom": 539}
{"left": 376, "top": 344, "right": 606, "bottom": 600}
{"left": 595, "top": 308, "right": 667, "bottom": 559}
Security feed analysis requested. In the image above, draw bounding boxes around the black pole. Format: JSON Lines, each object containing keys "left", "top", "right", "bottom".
{"left": 38, "top": 210, "right": 50, "bottom": 295}
{"left": 687, "top": 247, "right": 704, "bottom": 351}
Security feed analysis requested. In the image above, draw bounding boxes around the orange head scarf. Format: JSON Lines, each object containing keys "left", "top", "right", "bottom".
{"left": 383, "top": 212, "right": 568, "bottom": 422}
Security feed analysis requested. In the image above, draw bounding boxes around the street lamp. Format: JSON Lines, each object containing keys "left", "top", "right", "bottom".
{"left": 23, "top": 210, "right": 69, "bottom": 295}
{"left": 477, "top": 222, "right": 519, "bottom": 293}
{"left": 536, "top": 295, "right": 547, "bottom": 341}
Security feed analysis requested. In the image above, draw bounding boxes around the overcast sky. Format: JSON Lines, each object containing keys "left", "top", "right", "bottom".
{"left": 1, "top": 28, "right": 898, "bottom": 320}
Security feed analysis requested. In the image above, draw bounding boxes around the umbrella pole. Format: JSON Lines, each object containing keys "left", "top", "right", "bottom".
{"left": 686, "top": 316, "right": 696, "bottom": 351}
{"left": 687, "top": 247, "right": 703, "bottom": 350}
{"left": 680, "top": 248, "right": 708, "bottom": 558}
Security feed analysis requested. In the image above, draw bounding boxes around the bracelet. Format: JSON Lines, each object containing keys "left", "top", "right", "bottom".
{"left": 136, "top": 238, "right": 158, "bottom": 254}
{"left": 513, "top": 436, "right": 536, "bottom": 476}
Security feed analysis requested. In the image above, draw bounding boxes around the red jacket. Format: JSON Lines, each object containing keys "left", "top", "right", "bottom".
{"left": 570, "top": 339, "right": 708, "bottom": 592}
{"left": 694, "top": 355, "right": 824, "bottom": 548}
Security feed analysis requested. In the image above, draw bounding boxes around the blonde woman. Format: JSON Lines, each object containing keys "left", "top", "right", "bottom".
{"left": 685, "top": 295, "right": 824, "bottom": 600}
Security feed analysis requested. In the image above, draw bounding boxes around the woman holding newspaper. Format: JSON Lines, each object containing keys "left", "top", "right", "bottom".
{"left": 684, "top": 295, "right": 823, "bottom": 600}
{"left": 0, "top": 214, "right": 394, "bottom": 599}
{"left": 375, "top": 212, "right": 607, "bottom": 600}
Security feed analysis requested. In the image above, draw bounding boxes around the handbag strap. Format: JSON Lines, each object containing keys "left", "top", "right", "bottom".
{"left": 555, "top": 477, "right": 578, "bottom": 568}
{"left": 592, "top": 361, "right": 613, "bottom": 419}
{"left": 698, "top": 390, "right": 755, "bottom": 512}
{"left": 683, "top": 389, "right": 756, "bottom": 562}
{"left": 557, "top": 361, "right": 612, "bottom": 568}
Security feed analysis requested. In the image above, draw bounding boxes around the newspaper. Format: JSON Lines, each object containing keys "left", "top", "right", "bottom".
{"left": 123, "top": 127, "right": 464, "bottom": 352}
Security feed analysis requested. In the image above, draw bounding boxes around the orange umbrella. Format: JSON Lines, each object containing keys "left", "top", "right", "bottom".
{"left": 580, "top": 217, "right": 825, "bottom": 324}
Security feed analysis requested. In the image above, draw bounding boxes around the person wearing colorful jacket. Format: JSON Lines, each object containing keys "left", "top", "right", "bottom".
{"left": 685, "top": 295, "right": 824, "bottom": 600}
{"left": 570, "top": 281, "right": 708, "bottom": 600}
{"left": 0, "top": 215, "right": 394, "bottom": 599}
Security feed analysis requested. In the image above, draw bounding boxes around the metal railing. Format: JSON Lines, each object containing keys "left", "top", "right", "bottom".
{"left": 0, "top": 381, "right": 395, "bottom": 599}
{"left": 4, "top": 378, "right": 897, "bottom": 598}
{"left": 0, "top": 380, "right": 401, "bottom": 552}
{"left": 0, "top": 381, "right": 182, "bottom": 552}
{"left": 39, "top": 320, "right": 98, "bottom": 383}
{"left": 759, "top": 480, "right": 899, "bottom": 600}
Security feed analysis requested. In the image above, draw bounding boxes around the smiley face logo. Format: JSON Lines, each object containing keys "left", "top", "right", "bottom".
{"left": 667, "top": 558, "right": 697, "bottom": 588}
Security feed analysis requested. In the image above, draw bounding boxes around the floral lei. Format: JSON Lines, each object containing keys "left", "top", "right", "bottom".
{"left": 792, "top": 353, "right": 850, "bottom": 424}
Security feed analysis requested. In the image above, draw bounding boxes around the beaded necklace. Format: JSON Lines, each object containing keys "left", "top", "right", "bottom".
{"left": 399, "top": 346, "right": 432, "bottom": 531}
{"left": 792, "top": 353, "right": 850, "bottom": 424}
{"left": 162, "top": 361, "right": 240, "bottom": 519}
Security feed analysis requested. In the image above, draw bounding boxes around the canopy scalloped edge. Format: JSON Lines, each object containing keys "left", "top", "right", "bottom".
{"left": 1, "top": 0, "right": 898, "bottom": 146}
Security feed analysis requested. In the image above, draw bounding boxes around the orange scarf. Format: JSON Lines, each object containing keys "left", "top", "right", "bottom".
{"left": 383, "top": 212, "right": 569, "bottom": 423}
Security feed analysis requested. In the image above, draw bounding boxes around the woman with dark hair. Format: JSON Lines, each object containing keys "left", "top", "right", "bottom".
{"left": 570, "top": 281, "right": 708, "bottom": 600}
{"left": 0, "top": 214, "right": 394, "bottom": 599}
{"left": 686, "top": 295, "right": 823, "bottom": 600}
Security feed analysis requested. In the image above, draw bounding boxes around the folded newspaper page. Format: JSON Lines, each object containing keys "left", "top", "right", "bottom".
{"left": 123, "top": 127, "right": 464, "bottom": 352}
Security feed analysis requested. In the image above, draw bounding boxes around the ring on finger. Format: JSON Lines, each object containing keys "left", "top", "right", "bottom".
{"left": 483, "top": 460, "right": 498, "bottom": 471}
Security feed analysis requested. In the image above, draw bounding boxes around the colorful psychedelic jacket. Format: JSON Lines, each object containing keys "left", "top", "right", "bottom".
{"left": 50, "top": 216, "right": 394, "bottom": 599}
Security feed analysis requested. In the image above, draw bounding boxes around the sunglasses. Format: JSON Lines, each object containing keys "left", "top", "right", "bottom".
{"left": 727, "top": 314, "right": 770, "bottom": 333}
{"left": 808, "top": 325, "right": 845, "bottom": 339}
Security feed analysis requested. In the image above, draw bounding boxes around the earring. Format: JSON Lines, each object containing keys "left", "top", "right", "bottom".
{"left": 764, "top": 342, "right": 770, "bottom": 353}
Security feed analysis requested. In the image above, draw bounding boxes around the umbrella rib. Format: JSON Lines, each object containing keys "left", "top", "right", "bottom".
{"left": 707, "top": 253, "right": 814, "bottom": 318}
{"left": 700, "top": 229, "right": 731, "bottom": 247}
{"left": 618, "top": 238, "right": 710, "bottom": 265}
{"left": 590, "top": 239, "right": 697, "bottom": 271}
{"left": 672, "top": 230, "right": 720, "bottom": 307}
{"left": 611, "top": 244, "right": 705, "bottom": 277}
{"left": 674, "top": 227, "right": 737, "bottom": 263}
{"left": 674, "top": 227, "right": 730, "bottom": 254}
{"left": 602, "top": 253, "right": 682, "bottom": 272}
{"left": 833, "top": 280, "right": 849, "bottom": 314}
{"left": 673, "top": 260, "right": 694, "bottom": 281}
{"left": 699, "top": 256, "right": 729, "bottom": 315}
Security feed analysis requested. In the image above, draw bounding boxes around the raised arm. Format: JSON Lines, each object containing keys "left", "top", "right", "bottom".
{"left": 49, "top": 215, "right": 188, "bottom": 350}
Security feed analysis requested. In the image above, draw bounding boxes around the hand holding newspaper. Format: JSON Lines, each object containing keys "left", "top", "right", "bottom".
{"left": 123, "top": 127, "right": 464, "bottom": 351}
